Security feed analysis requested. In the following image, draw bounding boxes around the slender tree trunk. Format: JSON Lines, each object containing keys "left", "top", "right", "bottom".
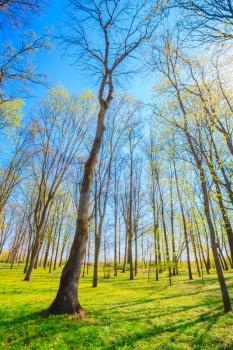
{"left": 122, "top": 224, "right": 128, "bottom": 273}
{"left": 190, "top": 227, "right": 201, "bottom": 277}
{"left": 170, "top": 176, "right": 177, "bottom": 276}
{"left": 128, "top": 138, "right": 134, "bottom": 281}
{"left": 24, "top": 236, "right": 40, "bottom": 281}
{"left": 207, "top": 161, "right": 233, "bottom": 267}
{"left": 93, "top": 234, "right": 101, "bottom": 287}
{"left": 114, "top": 169, "right": 118, "bottom": 277}
{"left": 24, "top": 230, "right": 33, "bottom": 274}
{"left": 187, "top": 131, "right": 231, "bottom": 311}
{"left": 44, "top": 239, "right": 51, "bottom": 269}
{"left": 92, "top": 175, "right": 101, "bottom": 288}
{"left": 87, "top": 234, "right": 90, "bottom": 275}
{"left": 173, "top": 163, "right": 192, "bottom": 280}
{"left": 49, "top": 233, "right": 56, "bottom": 274}
{"left": 118, "top": 217, "right": 121, "bottom": 264}
{"left": 134, "top": 223, "right": 138, "bottom": 276}
{"left": 54, "top": 223, "right": 62, "bottom": 271}
{"left": 195, "top": 217, "right": 210, "bottom": 274}
{"left": 38, "top": 241, "right": 46, "bottom": 268}
{"left": 59, "top": 239, "right": 67, "bottom": 267}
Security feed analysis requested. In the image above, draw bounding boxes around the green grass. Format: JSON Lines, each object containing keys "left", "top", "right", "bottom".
{"left": 1, "top": 265, "right": 233, "bottom": 349}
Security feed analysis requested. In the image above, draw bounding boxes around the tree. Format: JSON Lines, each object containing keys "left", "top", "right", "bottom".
{"left": 47, "top": 0, "right": 168, "bottom": 316}
{"left": 0, "top": 128, "right": 33, "bottom": 214}
{"left": 24, "top": 88, "right": 94, "bottom": 281}
{"left": 151, "top": 34, "right": 232, "bottom": 311}
{"left": 92, "top": 97, "right": 128, "bottom": 287}
{"left": 0, "top": 0, "right": 46, "bottom": 108}
{"left": 175, "top": 0, "right": 233, "bottom": 42}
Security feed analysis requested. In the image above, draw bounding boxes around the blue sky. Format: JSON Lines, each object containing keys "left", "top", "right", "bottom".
{"left": 2, "top": 0, "right": 155, "bottom": 165}
{"left": 28, "top": 0, "right": 154, "bottom": 108}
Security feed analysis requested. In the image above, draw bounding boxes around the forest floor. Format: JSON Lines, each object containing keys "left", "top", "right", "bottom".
{"left": 1, "top": 265, "right": 233, "bottom": 349}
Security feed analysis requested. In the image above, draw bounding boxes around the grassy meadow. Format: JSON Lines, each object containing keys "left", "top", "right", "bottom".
{"left": 1, "top": 265, "right": 233, "bottom": 349}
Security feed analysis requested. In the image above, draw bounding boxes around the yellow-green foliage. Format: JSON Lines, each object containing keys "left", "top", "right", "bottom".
{"left": 1, "top": 266, "right": 233, "bottom": 349}
{"left": 0, "top": 251, "right": 9, "bottom": 262}
{"left": 0, "top": 99, "right": 24, "bottom": 127}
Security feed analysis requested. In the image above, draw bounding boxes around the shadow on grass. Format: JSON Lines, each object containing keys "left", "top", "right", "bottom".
{"left": 106, "top": 310, "right": 223, "bottom": 350}
{"left": 121, "top": 300, "right": 222, "bottom": 322}
{"left": 1, "top": 304, "right": 225, "bottom": 350}
{"left": 1, "top": 269, "right": 233, "bottom": 349}
{"left": 0, "top": 308, "right": 107, "bottom": 349}
{"left": 0, "top": 291, "right": 225, "bottom": 348}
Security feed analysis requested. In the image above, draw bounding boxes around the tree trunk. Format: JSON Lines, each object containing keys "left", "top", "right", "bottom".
{"left": 24, "top": 236, "right": 40, "bottom": 281}
{"left": 46, "top": 102, "right": 109, "bottom": 316}
{"left": 190, "top": 227, "right": 201, "bottom": 277}
{"left": 59, "top": 239, "right": 67, "bottom": 267}
{"left": 93, "top": 235, "right": 101, "bottom": 287}
{"left": 174, "top": 163, "right": 192, "bottom": 280}
{"left": 122, "top": 224, "right": 128, "bottom": 273}
{"left": 187, "top": 130, "right": 231, "bottom": 312}
{"left": 134, "top": 223, "right": 138, "bottom": 277}
{"left": 114, "top": 167, "right": 118, "bottom": 277}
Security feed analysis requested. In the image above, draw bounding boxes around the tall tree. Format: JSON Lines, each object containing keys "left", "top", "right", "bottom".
{"left": 47, "top": 0, "right": 168, "bottom": 316}
{"left": 24, "top": 88, "right": 93, "bottom": 281}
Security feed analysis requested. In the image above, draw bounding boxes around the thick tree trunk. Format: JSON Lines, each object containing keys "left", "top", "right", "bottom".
{"left": 46, "top": 102, "right": 109, "bottom": 316}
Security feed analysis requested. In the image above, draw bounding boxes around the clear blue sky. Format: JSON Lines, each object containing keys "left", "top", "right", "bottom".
{"left": 28, "top": 0, "right": 154, "bottom": 107}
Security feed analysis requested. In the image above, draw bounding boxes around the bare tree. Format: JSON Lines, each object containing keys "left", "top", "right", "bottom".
{"left": 0, "top": 0, "right": 47, "bottom": 107}
{"left": 47, "top": 0, "right": 168, "bottom": 316}
{"left": 175, "top": 0, "right": 233, "bottom": 42}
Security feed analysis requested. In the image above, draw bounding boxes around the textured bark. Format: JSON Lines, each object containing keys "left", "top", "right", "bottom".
{"left": 47, "top": 102, "right": 110, "bottom": 316}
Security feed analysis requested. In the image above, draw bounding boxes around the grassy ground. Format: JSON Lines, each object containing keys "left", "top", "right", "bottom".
{"left": 1, "top": 265, "right": 233, "bottom": 349}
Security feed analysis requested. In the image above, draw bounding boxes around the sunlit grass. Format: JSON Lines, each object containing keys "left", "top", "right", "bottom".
{"left": 1, "top": 264, "right": 233, "bottom": 349}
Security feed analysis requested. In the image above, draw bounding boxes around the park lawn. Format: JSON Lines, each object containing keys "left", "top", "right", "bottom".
{"left": 1, "top": 266, "right": 233, "bottom": 349}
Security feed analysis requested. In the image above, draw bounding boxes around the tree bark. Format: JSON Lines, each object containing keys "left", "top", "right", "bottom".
{"left": 46, "top": 101, "right": 110, "bottom": 316}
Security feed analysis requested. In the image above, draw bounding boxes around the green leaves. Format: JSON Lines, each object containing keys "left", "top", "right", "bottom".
{"left": 0, "top": 99, "right": 24, "bottom": 129}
